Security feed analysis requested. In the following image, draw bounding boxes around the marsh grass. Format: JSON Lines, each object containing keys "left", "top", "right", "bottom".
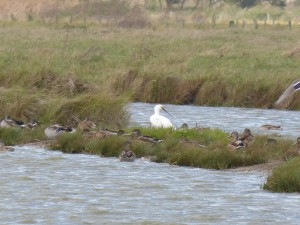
{"left": 263, "top": 158, "right": 300, "bottom": 193}
{"left": 50, "top": 127, "right": 297, "bottom": 170}
{"left": 1, "top": 23, "right": 300, "bottom": 109}
{"left": 53, "top": 93, "right": 129, "bottom": 128}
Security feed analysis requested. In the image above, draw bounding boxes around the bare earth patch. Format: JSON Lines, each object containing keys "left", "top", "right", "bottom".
{"left": 227, "top": 159, "right": 285, "bottom": 173}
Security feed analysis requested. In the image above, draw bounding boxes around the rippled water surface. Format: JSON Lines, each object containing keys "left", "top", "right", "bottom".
{"left": 1, "top": 146, "right": 300, "bottom": 225}
{"left": 2, "top": 103, "right": 300, "bottom": 224}
{"left": 129, "top": 102, "right": 300, "bottom": 138}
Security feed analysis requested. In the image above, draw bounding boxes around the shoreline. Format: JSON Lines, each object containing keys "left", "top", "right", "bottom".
{"left": 227, "top": 159, "right": 284, "bottom": 173}
{"left": 18, "top": 141, "right": 284, "bottom": 173}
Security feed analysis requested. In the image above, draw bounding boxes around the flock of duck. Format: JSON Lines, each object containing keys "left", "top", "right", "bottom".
{"left": 0, "top": 104, "right": 299, "bottom": 161}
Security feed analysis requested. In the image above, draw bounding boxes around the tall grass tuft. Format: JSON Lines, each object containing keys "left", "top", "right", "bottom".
{"left": 53, "top": 93, "right": 129, "bottom": 128}
{"left": 0, "top": 88, "right": 46, "bottom": 120}
{"left": 0, "top": 128, "right": 23, "bottom": 146}
{"left": 263, "top": 158, "right": 300, "bottom": 193}
{"left": 50, "top": 132, "right": 86, "bottom": 154}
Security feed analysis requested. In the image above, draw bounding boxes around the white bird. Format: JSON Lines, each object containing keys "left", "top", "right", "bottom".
{"left": 150, "top": 104, "right": 174, "bottom": 128}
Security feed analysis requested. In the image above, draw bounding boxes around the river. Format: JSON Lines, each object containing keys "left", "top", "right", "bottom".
{"left": 128, "top": 102, "right": 300, "bottom": 139}
{"left": 1, "top": 103, "right": 300, "bottom": 224}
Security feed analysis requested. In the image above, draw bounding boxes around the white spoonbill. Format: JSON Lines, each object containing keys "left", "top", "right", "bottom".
{"left": 150, "top": 104, "right": 174, "bottom": 128}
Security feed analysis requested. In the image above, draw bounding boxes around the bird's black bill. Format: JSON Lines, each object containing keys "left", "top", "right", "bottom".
{"left": 293, "top": 81, "right": 300, "bottom": 90}
{"left": 163, "top": 108, "right": 175, "bottom": 118}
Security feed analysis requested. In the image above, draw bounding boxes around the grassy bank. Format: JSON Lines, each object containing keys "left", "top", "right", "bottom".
{"left": 1, "top": 125, "right": 297, "bottom": 170}
{"left": 48, "top": 127, "right": 298, "bottom": 169}
{"left": 1, "top": 22, "right": 300, "bottom": 113}
{"left": 1, "top": 122, "right": 299, "bottom": 192}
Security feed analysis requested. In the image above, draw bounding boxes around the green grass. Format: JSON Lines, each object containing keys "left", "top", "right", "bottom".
{"left": 48, "top": 127, "right": 297, "bottom": 170}
{"left": 264, "top": 158, "right": 300, "bottom": 193}
{"left": 1, "top": 23, "right": 300, "bottom": 111}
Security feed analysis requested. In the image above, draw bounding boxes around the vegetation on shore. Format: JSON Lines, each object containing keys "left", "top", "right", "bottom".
{"left": 2, "top": 124, "right": 297, "bottom": 170}
{"left": 263, "top": 157, "right": 300, "bottom": 192}
{"left": 1, "top": 21, "right": 300, "bottom": 111}
{"left": 1, "top": 1, "right": 300, "bottom": 193}
{"left": 1, "top": 123, "right": 300, "bottom": 192}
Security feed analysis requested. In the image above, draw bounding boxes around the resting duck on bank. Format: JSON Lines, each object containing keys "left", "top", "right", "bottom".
{"left": 239, "top": 128, "right": 254, "bottom": 146}
{"left": 78, "top": 118, "right": 96, "bottom": 133}
{"left": 119, "top": 141, "right": 136, "bottom": 162}
{"left": 44, "top": 124, "right": 76, "bottom": 139}
{"left": 228, "top": 131, "right": 245, "bottom": 150}
{"left": 130, "top": 129, "right": 163, "bottom": 144}
{"left": 0, "top": 116, "right": 25, "bottom": 128}
{"left": 26, "top": 120, "right": 40, "bottom": 129}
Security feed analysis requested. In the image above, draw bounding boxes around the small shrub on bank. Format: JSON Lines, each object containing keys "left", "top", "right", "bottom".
{"left": 263, "top": 158, "right": 300, "bottom": 193}
{"left": 50, "top": 132, "right": 86, "bottom": 154}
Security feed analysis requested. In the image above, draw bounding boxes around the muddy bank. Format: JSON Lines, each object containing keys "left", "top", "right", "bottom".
{"left": 227, "top": 159, "right": 285, "bottom": 173}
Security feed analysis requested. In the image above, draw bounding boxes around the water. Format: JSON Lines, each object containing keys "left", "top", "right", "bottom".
{"left": 129, "top": 102, "right": 300, "bottom": 139}
{"left": 1, "top": 103, "right": 300, "bottom": 224}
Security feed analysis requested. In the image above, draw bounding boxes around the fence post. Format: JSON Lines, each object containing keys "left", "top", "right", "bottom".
{"left": 229, "top": 20, "right": 234, "bottom": 28}
{"left": 289, "top": 20, "right": 292, "bottom": 31}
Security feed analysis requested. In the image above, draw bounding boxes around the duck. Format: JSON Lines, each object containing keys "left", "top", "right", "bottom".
{"left": 260, "top": 124, "right": 282, "bottom": 130}
{"left": 228, "top": 131, "right": 245, "bottom": 150}
{"left": 78, "top": 118, "right": 96, "bottom": 132}
{"left": 130, "top": 128, "right": 163, "bottom": 144}
{"left": 150, "top": 104, "right": 175, "bottom": 128}
{"left": 44, "top": 124, "right": 76, "bottom": 139}
{"left": 25, "top": 120, "right": 40, "bottom": 129}
{"left": 236, "top": 128, "right": 254, "bottom": 148}
{"left": 119, "top": 141, "right": 136, "bottom": 162}
{"left": 239, "top": 128, "right": 254, "bottom": 143}
{"left": 0, "top": 116, "right": 25, "bottom": 128}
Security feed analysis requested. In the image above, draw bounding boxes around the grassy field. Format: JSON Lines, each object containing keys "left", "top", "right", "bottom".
{"left": 1, "top": 21, "right": 300, "bottom": 119}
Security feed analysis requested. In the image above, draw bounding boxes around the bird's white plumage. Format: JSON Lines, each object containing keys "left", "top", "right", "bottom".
{"left": 150, "top": 104, "right": 174, "bottom": 128}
